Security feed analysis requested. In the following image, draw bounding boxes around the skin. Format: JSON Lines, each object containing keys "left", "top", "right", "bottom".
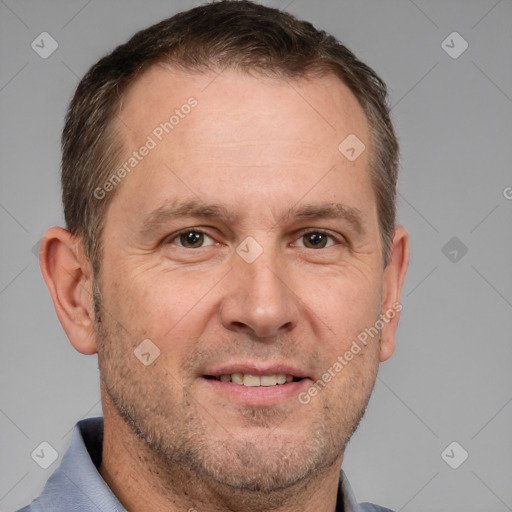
{"left": 40, "top": 66, "right": 409, "bottom": 512}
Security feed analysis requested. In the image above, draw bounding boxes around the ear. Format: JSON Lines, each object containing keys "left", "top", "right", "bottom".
{"left": 39, "top": 226, "right": 98, "bottom": 355}
{"left": 379, "top": 225, "right": 409, "bottom": 362}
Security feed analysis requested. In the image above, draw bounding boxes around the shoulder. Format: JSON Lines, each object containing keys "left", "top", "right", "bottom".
{"left": 13, "top": 417, "right": 109, "bottom": 512}
{"left": 13, "top": 503, "right": 47, "bottom": 512}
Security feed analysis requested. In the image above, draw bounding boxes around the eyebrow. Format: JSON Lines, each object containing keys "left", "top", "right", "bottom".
{"left": 139, "top": 199, "right": 235, "bottom": 237}
{"left": 280, "top": 202, "right": 365, "bottom": 236}
{"left": 138, "top": 199, "right": 366, "bottom": 237}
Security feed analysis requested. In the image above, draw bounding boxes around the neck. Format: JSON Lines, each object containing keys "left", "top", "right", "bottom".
{"left": 99, "top": 394, "right": 342, "bottom": 512}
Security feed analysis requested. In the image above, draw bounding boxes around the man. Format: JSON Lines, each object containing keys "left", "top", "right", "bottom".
{"left": 20, "top": 1, "right": 409, "bottom": 510}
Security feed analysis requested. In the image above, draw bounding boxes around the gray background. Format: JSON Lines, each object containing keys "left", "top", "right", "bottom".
{"left": 1, "top": 0, "right": 511, "bottom": 510}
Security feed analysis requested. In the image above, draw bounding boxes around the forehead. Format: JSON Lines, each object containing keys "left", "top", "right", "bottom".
{"left": 119, "top": 64, "right": 369, "bottom": 147}
{"left": 109, "top": 65, "right": 375, "bottom": 228}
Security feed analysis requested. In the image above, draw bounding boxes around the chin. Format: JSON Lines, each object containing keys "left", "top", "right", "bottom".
{"left": 188, "top": 425, "right": 340, "bottom": 494}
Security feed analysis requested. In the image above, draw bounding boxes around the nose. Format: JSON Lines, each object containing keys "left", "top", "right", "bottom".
{"left": 219, "top": 247, "right": 300, "bottom": 339}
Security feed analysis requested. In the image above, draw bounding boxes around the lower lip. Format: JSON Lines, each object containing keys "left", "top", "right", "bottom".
{"left": 201, "top": 377, "right": 310, "bottom": 407}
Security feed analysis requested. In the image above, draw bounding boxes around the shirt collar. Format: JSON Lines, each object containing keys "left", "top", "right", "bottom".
{"left": 32, "top": 417, "right": 365, "bottom": 511}
{"left": 29, "top": 417, "right": 125, "bottom": 511}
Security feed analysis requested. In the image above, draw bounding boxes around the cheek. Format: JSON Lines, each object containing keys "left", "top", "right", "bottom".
{"left": 105, "top": 265, "right": 219, "bottom": 353}
{"left": 311, "top": 271, "right": 382, "bottom": 350}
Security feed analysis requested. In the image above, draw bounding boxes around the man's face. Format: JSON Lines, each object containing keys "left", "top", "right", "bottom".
{"left": 94, "top": 66, "right": 389, "bottom": 491}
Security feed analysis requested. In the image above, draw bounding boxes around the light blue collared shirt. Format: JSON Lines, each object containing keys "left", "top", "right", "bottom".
{"left": 17, "top": 417, "right": 394, "bottom": 512}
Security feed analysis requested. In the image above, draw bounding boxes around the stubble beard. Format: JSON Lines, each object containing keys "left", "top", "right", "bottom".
{"left": 93, "top": 281, "right": 379, "bottom": 506}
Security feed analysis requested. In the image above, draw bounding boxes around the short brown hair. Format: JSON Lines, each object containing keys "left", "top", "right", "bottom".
{"left": 62, "top": 0, "right": 399, "bottom": 276}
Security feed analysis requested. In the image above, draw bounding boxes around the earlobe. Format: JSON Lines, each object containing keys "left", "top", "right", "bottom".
{"left": 379, "top": 225, "right": 409, "bottom": 362}
{"left": 39, "top": 227, "right": 98, "bottom": 355}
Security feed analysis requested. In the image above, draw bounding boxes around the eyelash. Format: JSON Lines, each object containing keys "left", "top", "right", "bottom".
{"left": 167, "top": 228, "right": 345, "bottom": 248}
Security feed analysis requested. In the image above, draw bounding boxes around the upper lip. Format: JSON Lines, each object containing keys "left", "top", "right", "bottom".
{"left": 203, "top": 363, "right": 309, "bottom": 379}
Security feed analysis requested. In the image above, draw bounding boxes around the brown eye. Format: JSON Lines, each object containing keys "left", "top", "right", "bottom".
{"left": 297, "top": 231, "right": 337, "bottom": 249}
{"left": 174, "top": 231, "right": 213, "bottom": 248}
{"left": 303, "top": 232, "right": 327, "bottom": 248}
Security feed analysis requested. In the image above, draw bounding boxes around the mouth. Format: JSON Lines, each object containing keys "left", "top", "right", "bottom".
{"left": 200, "top": 366, "right": 310, "bottom": 407}
{"left": 203, "top": 373, "right": 304, "bottom": 387}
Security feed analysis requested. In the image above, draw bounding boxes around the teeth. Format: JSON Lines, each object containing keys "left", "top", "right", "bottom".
{"left": 243, "top": 374, "right": 261, "bottom": 387}
{"left": 260, "top": 375, "right": 277, "bottom": 386}
{"left": 231, "top": 373, "right": 244, "bottom": 385}
{"left": 215, "top": 373, "right": 296, "bottom": 387}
